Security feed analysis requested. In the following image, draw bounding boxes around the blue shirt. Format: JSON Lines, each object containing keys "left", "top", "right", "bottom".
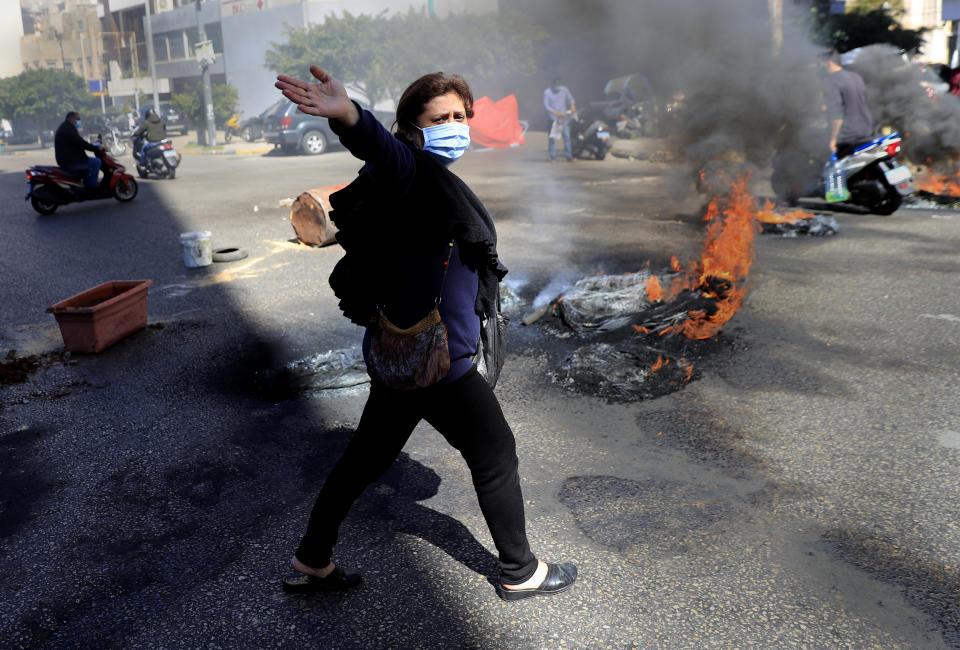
{"left": 331, "top": 108, "right": 481, "bottom": 383}
{"left": 543, "top": 86, "right": 575, "bottom": 115}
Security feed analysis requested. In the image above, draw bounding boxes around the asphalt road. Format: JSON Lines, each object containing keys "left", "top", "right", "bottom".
{"left": 1, "top": 134, "right": 960, "bottom": 648}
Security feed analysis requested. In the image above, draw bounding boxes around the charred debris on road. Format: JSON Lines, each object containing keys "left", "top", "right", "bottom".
{"left": 523, "top": 172, "right": 844, "bottom": 404}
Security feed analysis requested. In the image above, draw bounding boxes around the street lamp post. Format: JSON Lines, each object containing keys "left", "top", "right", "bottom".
{"left": 143, "top": 0, "right": 160, "bottom": 112}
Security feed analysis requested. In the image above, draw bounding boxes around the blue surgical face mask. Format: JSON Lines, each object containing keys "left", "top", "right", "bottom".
{"left": 76, "top": 120, "right": 82, "bottom": 128}
{"left": 415, "top": 121, "right": 470, "bottom": 162}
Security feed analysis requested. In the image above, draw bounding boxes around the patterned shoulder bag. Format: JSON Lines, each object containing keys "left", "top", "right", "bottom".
{"left": 366, "top": 242, "right": 454, "bottom": 390}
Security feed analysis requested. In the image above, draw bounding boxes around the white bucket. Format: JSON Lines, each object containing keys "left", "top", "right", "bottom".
{"left": 179, "top": 231, "right": 213, "bottom": 268}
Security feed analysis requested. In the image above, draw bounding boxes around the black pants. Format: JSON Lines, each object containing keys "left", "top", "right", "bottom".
{"left": 835, "top": 140, "right": 869, "bottom": 160}
{"left": 295, "top": 367, "right": 539, "bottom": 584}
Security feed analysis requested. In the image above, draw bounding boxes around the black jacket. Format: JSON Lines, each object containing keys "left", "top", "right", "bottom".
{"left": 328, "top": 146, "right": 507, "bottom": 332}
{"left": 54, "top": 120, "right": 98, "bottom": 168}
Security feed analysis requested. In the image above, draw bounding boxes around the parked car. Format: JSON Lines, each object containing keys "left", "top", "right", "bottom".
{"left": 263, "top": 98, "right": 393, "bottom": 155}
{"left": 157, "top": 102, "right": 188, "bottom": 136}
{"left": 237, "top": 100, "right": 282, "bottom": 142}
{"left": 5, "top": 124, "right": 55, "bottom": 146}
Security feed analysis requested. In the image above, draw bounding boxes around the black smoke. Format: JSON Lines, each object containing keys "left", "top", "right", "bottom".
{"left": 511, "top": 0, "right": 824, "bottom": 185}
{"left": 846, "top": 44, "right": 960, "bottom": 167}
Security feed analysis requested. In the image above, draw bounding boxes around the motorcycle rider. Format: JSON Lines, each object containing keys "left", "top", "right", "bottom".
{"left": 819, "top": 50, "right": 874, "bottom": 158}
{"left": 132, "top": 107, "right": 168, "bottom": 164}
{"left": 54, "top": 111, "right": 103, "bottom": 189}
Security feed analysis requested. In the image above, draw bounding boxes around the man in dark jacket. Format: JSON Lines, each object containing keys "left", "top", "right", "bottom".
{"left": 54, "top": 111, "right": 102, "bottom": 188}
{"left": 132, "top": 108, "right": 167, "bottom": 163}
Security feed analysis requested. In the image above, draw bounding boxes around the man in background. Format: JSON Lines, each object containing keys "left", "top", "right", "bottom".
{"left": 820, "top": 50, "right": 873, "bottom": 157}
{"left": 543, "top": 78, "right": 576, "bottom": 162}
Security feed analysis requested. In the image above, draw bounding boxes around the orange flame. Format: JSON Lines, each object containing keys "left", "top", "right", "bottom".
{"left": 645, "top": 275, "right": 664, "bottom": 302}
{"left": 662, "top": 172, "right": 759, "bottom": 340}
{"left": 755, "top": 198, "right": 815, "bottom": 224}
{"left": 916, "top": 169, "right": 960, "bottom": 196}
{"left": 631, "top": 172, "right": 804, "bottom": 384}
{"left": 650, "top": 355, "right": 669, "bottom": 372}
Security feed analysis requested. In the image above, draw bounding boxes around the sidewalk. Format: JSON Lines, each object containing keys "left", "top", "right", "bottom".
{"left": 170, "top": 132, "right": 273, "bottom": 156}
{"left": 0, "top": 132, "right": 274, "bottom": 157}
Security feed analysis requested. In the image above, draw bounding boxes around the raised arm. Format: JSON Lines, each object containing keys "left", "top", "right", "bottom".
{"left": 276, "top": 66, "right": 415, "bottom": 188}
{"left": 275, "top": 66, "right": 359, "bottom": 128}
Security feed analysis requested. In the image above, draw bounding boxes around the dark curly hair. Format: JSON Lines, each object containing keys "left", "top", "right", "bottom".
{"left": 394, "top": 72, "right": 474, "bottom": 148}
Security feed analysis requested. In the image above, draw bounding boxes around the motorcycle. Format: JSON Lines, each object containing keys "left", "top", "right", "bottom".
{"left": 25, "top": 136, "right": 138, "bottom": 215}
{"left": 564, "top": 111, "right": 613, "bottom": 160}
{"left": 223, "top": 113, "right": 242, "bottom": 143}
{"left": 773, "top": 132, "right": 915, "bottom": 215}
{"left": 100, "top": 124, "right": 128, "bottom": 157}
{"left": 589, "top": 74, "right": 661, "bottom": 138}
{"left": 133, "top": 136, "right": 181, "bottom": 179}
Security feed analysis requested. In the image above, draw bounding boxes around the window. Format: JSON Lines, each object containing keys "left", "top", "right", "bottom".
{"left": 168, "top": 30, "right": 186, "bottom": 60}
{"left": 207, "top": 24, "right": 223, "bottom": 54}
{"left": 153, "top": 34, "right": 168, "bottom": 62}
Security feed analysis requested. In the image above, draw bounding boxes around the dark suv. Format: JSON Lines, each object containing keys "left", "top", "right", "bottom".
{"left": 157, "top": 102, "right": 187, "bottom": 136}
{"left": 263, "top": 98, "right": 393, "bottom": 155}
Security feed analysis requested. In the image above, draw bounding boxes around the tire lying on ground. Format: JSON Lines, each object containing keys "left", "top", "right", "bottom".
{"left": 212, "top": 247, "right": 249, "bottom": 262}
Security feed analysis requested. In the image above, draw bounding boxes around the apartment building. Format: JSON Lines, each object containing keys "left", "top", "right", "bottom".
{"left": 11, "top": 1, "right": 495, "bottom": 117}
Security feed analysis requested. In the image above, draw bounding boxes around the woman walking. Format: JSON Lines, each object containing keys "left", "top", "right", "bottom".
{"left": 274, "top": 66, "right": 577, "bottom": 601}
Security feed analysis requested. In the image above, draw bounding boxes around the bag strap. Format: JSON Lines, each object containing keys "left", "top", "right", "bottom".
{"left": 436, "top": 241, "right": 455, "bottom": 306}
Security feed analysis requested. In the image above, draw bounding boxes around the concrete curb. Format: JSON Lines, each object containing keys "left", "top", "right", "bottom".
{"left": 235, "top": 146, "right": 273, "bottom": 156}
{"left": 178, "top": 145, "right": 273, "bottom": 156}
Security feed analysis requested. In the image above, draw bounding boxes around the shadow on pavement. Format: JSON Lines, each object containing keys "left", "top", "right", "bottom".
{"left": 0, "top": 157, "right": 486, "bottom": 647}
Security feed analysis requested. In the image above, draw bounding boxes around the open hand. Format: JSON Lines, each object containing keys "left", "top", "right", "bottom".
{"left": 275, "top": 66, "right": 356, "bottom": 125}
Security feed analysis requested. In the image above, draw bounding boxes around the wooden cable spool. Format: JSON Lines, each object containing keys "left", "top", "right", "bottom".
{"left": 289, "top": 183, "right": 348, "bottom": 247}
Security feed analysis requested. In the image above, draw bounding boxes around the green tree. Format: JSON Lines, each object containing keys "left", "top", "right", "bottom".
{"left": 265, "top": 9, "right": 545, "bottom": 108}
{"left": 170, "top": 81, "right": 238, "bottom": 144}
{"left": 805, "top": 4, "right": 926, "bottom": 54}
{"left": 0, "top": 68, "right": 94, "bottom": 143}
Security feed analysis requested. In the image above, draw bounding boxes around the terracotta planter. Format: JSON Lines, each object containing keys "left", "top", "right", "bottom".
{"left": 46, "top": 280, "right": 154, "bottom": 354}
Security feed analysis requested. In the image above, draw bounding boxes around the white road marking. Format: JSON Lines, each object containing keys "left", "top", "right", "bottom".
{"left": 921, "top": 314, "right": 960, "bottom": 323}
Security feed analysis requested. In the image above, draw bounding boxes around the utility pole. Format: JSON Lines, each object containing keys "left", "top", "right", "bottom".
{"left": 196, "top": 0, "right": 217, "bottom": 146}
{"left": 143, "top": 0, "right": 160, "bottom": 112}
{"left": 92, "top": 29, "right": 107, "bottom": 113}
{"left": 768, "top": 0, "right": 782, "bottom": 56}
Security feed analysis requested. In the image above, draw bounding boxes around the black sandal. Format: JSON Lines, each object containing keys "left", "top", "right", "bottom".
{"left": 496, "top": 562, "right": 577, "bottom": 601}
{"left": 282, "top": 566, "right": 362, "bottom": 594}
